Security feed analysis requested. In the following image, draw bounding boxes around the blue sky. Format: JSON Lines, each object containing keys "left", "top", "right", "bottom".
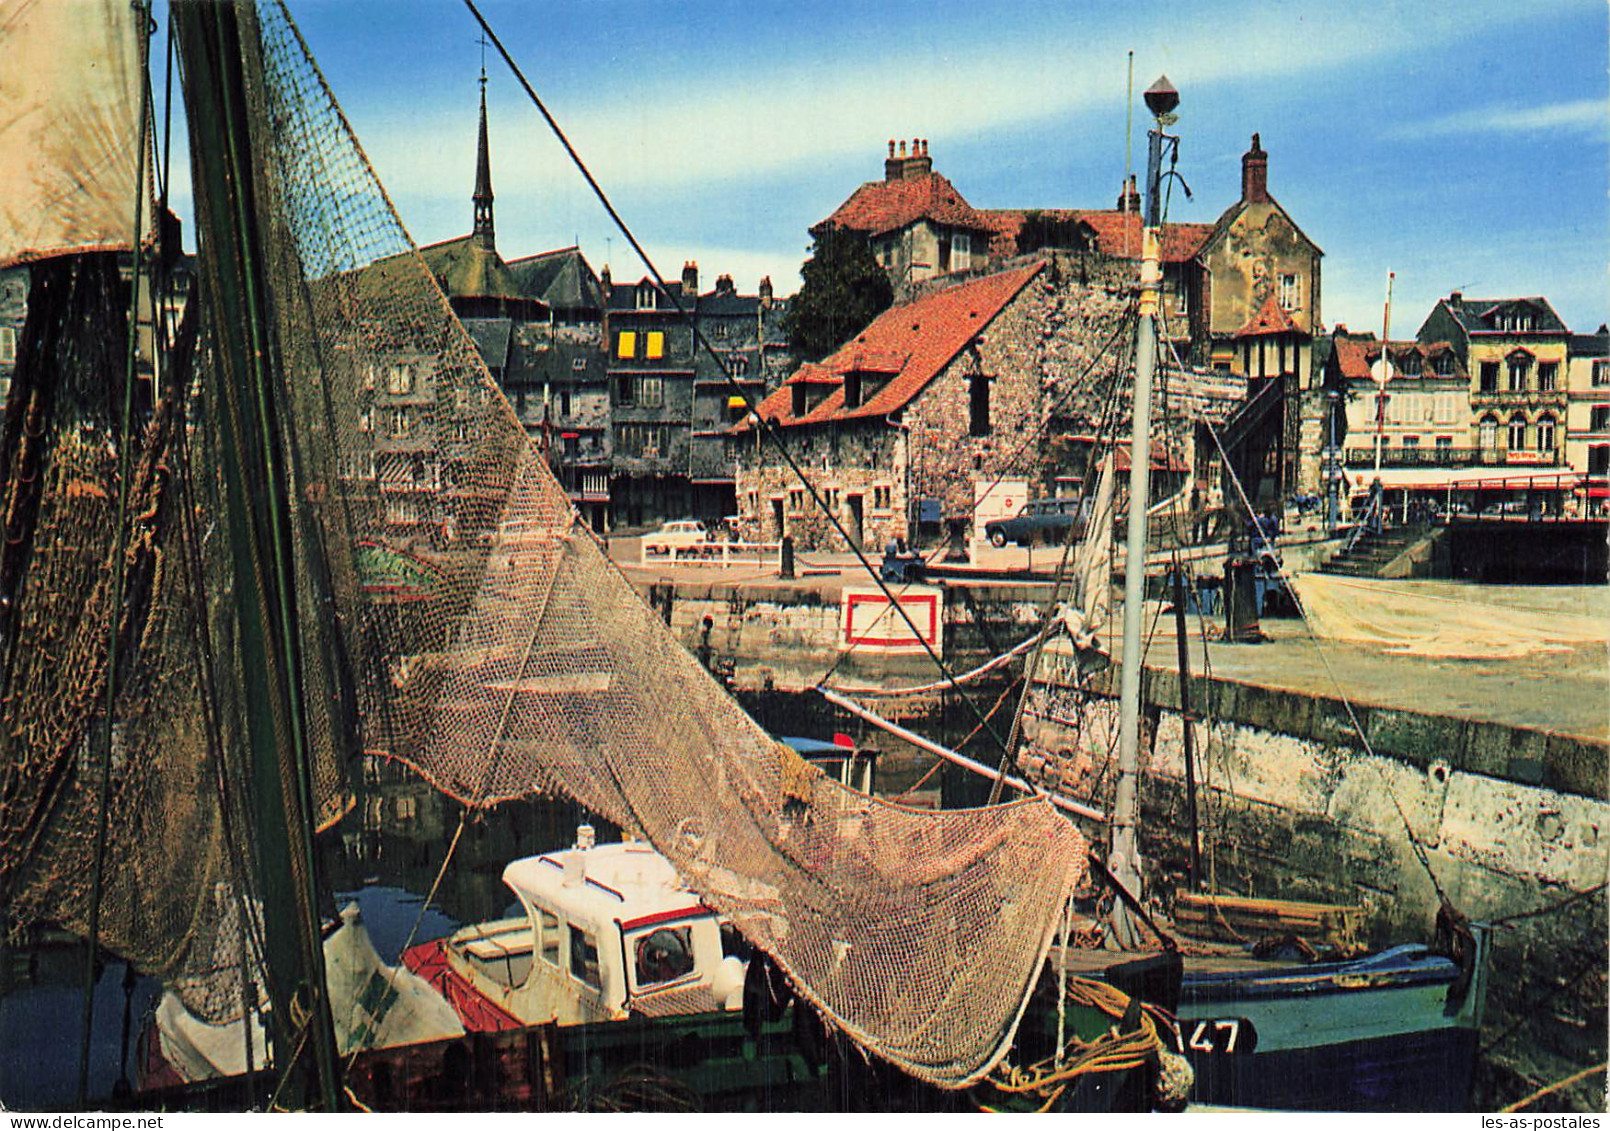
{"left": 188, "top": 0, "right": 1610, "bottom": 335}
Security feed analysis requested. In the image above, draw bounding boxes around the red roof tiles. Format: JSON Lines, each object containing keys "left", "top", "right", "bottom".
{"left": 818, "top": 173, "right": 994, "bottom": 238}
{"left": 749, "top": 261, "right": 1045, "bottom": 429}
{"left": 1330, "top": 333, "right": 1463, "bottom": 382}
{"left": 1233, "top": 295, "right": 1307, "bottom": 339}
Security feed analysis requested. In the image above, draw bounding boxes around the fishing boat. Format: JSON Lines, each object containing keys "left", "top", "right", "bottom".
{"left": 2, "top": 0, "right": 1177, "bottom": 1111}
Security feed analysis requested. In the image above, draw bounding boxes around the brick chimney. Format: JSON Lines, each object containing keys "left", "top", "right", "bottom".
{"left": 759, "top": 275, "right": 774, "bottom": 308}
{"left": 599, "top": 263, "right": 611, "bottom": 300}
{"left": 1116, "top": 174, "right": 1140, "bottom": 213}
{"left": 885, "top": 139, "right": 903, "bottom": 181}
{"left": 682, "top": 261, "right": 698, "bottom": 296}
{"left": 905, "top": 138, "right": 932, "bottom": 179}
{"left": 1241, "top": 133, "right": 1269, "bottom": 204}
{"left": 714, "top": 273, "right": 735, "bottom": 296}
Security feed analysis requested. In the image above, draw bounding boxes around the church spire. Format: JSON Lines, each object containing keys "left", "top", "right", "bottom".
{"left": 473, "top": 64, "right": 494, "bottom": 248}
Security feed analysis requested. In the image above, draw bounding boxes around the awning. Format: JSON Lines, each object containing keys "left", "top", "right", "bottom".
{"left": 1346, "top": 467, "right": 1581, "bottom": 491}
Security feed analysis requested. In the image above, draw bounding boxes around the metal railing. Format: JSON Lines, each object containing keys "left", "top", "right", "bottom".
{"left": 1342, "top": 446, "right": 1562, "bottom": 468}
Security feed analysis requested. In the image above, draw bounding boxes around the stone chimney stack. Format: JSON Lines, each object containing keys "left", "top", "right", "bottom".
{"left": 1116, "top": 174, "right": 1141, "bottom": 213}
{"left": 759, "top": 275, "right": 774, "bottom": 308}
{"left": 885, "top": 139, "right": 903, "bottom": 181}
{"left": 715, "top": 273, "right": 735, "bottom": 296}
{"left": 682, "top": 261, "right": 698, "bottom": 296}
{"left": 1241, "top": 133, "right": 1269, "bottom": 204}
{"left": 905, "top": 138, "right": 932, "bottom": 178}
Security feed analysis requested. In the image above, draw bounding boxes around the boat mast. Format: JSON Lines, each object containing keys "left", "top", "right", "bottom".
{"left": 172, "top": 2, "right": 342, "bottom": 1109}
{"left": 1111, "top": 76, "right": 1180, "bottom": 949}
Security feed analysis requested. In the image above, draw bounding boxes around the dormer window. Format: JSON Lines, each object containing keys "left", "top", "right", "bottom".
{"left": 1432, "top": 351, "right": 1456, "bottom": 377}
{"left": 844, "top": 372, "right": 863, "bottom": 410}
{"left": 792, "top": 384, "right": 807, "bottom": 417}
{"left": 1396, "top": 351, "right": 1421, "bottom": 376}
{"left": 636, "top": 285, "right": 657, "bottom": 310}
{"left": 1494, "top": 307, "right": 1536, "bottom": 333}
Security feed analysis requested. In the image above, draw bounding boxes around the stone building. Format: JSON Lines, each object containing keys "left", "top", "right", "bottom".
{"left": 602, "top": 263, "right": 790, "bottom": 527}
{"left": 1415, "top": 293, "right": 1570, "bottom": 471}
{"left": 0, "top": 266, "right": 28, "bottom": 402}
{"left": 815, "top": 139, "right": 996, "bottom": 294}
{"left": 1564, "top": 325, "right": 1609, "bottom": 489}
{"left": 732, "top": 258, "right": 1157, "bottom": 552}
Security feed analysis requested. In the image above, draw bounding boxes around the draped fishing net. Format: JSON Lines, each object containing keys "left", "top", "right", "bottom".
{"left": 4, "top": 0, "right": 1088, "bottom": 1090}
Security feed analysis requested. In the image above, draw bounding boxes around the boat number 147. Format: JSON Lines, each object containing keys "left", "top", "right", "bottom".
{"left": 1187, "top": 1018, "right": 1257, "bottom": 1055}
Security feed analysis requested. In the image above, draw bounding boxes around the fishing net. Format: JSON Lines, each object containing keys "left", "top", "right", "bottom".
{"left": 4, "top": 0, "right": 1088, "bottom": 1090}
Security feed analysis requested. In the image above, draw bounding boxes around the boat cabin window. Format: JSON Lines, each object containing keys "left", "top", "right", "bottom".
{"left": 632, "top": 926, "right": 696, "bottom": 989}
{"left": 569, "top": 924, "right": 601, "bottom": 990}
{"left": 537, "top": 906, "right": 560, "bottom": 966}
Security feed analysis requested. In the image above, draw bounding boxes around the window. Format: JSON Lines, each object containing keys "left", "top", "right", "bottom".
{"left": 0, "top": 326, "right": 14, "bottom": 365}
{"left": 1537, "top": 414, "right": 1556, "bottom": 451}
{"left": 1591, "top": 405, "right": 1610, "bottom": 432}
{"left": 616, "top": 373, "right": 634, "bottom": 405}
{"left": 788, "top": 488, "right": 804, "bottom": 511}
{"left": 1590, "top": 444, "right": 1610, "bottom": 475}
{"left": 1507, "top": 355, "right": 1530, "bottom": 392}
{"left": 568, "top": 925, "right": 601, "bottom": 989}
{"left": 730, "top": 355, "right": 749, "bottom": 376}
{"left": 357, "top": 407, "right": 373, "bottom": 434}
{"left": 391, "top": 406, "right": 411, "bottom": 438}
{"left": 969, "top": 373, "right": 992, "bottom": 437}
{"left": 1478, "top": 416, "right": 1498, "bottom": 450}
{"left": 1278, "top": 273, "right": 1299, "bottom": 311}
{"left": 617, "top": 331, "right": 637, "bottom": 359}
{"left": 1507, "top": 414, "right": 1527, "bottom": 450}
{"left": 844, "top": 373, "right": 863, "bottom": 410}
{"left": 873, "top": 484, "right": 891, "bottom": 510}
{"left": 1432, "top": 352, "right": 1456, "bottom": 377}
{"left": 385, "top": 363, "right": 412, "bottom": 395}
{"left": 1538, "top": 361, "right": 1558, "bottom": 391}
{"left": 1402, "top": 435, "right": 1420, "bottom": 450}
{"left": 1479, "top": 361, "right": 1499, "bottom": 392}
{"left": 1436, "top": 436, "right": 1453, "bottom": 451}
{"left": 560, "top": 389, "right": 571, "bottom": 417}
{"left": 1397, "top": 351, "right": 1421, "bottom": 376}
{"left": 953, "top": 232, "right": 972, "bottom": 271}
{"left": 646, "top": 331, "right": 665, "bottom": 360}
{"left": 632, "top": 926, "right": 695, "bottom": 989}
{"left": 636, "top": 285, "right": 656, "bottom": 310}
{"left": 1593, "top": 360, "right": 1609, "bottom": 387}
{"left": 537, "top": 908, "right": 560, "bottom": 966}
{"left": 572, "top": 357, "right": 588, "bottom": 371}
{"left": 638, "top": 375, "right": 663, "bottom": 408}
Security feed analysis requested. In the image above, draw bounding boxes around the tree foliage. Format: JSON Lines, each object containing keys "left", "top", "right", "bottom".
{"left": 786, "top": 226, "right": 894, "bottom": 361}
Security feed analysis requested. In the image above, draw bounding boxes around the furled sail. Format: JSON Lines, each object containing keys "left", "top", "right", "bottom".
{"left": 0, "top": 0, "right": 149, "bottom": 266}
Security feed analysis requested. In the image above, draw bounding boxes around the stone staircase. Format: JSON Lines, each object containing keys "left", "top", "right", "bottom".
{"left": 1319, "top": 523, "right": 1439, "bottom": 578}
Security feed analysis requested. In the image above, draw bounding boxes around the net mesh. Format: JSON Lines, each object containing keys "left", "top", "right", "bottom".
{"left": 3, "top": 0, "right": 1088, "bottom": 1089}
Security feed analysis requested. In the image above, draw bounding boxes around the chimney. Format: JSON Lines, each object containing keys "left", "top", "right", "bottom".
{"left": 1116, "top": 174, "right": 1140, "bottom": 213}
{"left": 905, "top": 137, "right": 932, "bottom": 178}
{"left": 682, "top": 261, "right": 698, "bottom": 296}
{"left": 759, "top": 275, "right": 774, "bottom": 308}
{"left": 1449, "top": 290, "right": 1463, "bottom": 305}
{"left": 715, "top": 273, "right": 735, "bottom": 296}
{"left": 885, "top": 139, "right": 902, "bottom": 181}
{"left": 1241, "top": 132, "right": 1269, "bottom": 204}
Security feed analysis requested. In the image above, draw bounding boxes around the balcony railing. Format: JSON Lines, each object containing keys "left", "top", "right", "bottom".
{"left": 1343, "top": 447, "right": 1562, "bottom": 469}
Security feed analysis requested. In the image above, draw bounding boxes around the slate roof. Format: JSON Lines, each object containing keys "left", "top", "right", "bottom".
{"left": 982, "top": 209, "right": 1214, "bottom": 263}
{"left": 506, "top": 246, "right": 603, "bottom": 311}
{"left": 462, "top": 317, "right": 513, "bottom": 370}
{"left": 747, "top": 260, "right": 1044, "bottom": 429}
{"left": 1441, "top": 295, "right": 1569, "bottom": 336}
{"left": 1569, "top": 329, "right": 1608, "bottom": 357}
{"left": 816, "top": 173, "right": 995, "bottom": 239}
{"left": 417, "top": 234, "right": 525, "bottom": 302}
{"left": 1233, "top": 296, "right": 1309, "bottom": 339}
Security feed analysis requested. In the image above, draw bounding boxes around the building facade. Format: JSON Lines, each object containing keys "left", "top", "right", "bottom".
{"left": 1416, "top": 293, "right": 1569, "bottom": 471}
{"left": 1565, "top": 325, "right": 1609, "bottom": 493}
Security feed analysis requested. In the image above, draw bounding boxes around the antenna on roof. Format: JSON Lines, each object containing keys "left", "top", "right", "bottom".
{"left": 1124, "top": 51, "right": 1134, "bottom": 217}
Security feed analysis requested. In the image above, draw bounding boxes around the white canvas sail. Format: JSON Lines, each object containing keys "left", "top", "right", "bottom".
{"left": 0, "top": 0, "right": 146, "bottom": 266}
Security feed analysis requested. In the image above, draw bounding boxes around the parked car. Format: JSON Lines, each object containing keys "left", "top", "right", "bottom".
{"left": 642, "top": 519, "right": 709, "bottom": 555}
{"left": 983, "top": 497, "right": 1088, "bottom": 547}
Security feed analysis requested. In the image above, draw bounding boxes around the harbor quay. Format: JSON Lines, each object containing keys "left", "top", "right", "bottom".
{"left": 618, "top": 548, "right": 1608, "bottom": 1111}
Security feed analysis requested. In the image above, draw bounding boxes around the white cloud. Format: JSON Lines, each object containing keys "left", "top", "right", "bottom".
{"left": 1396, "top": 99, "right": 1608, "bottom": 140}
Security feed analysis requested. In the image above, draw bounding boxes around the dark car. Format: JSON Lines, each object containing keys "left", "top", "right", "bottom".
{"left": 984, "top": 496, "right": 1088, "bottom": 547}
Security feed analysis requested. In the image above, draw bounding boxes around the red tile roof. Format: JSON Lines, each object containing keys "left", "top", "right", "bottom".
{"left": 983, "top": 209, "right": 1214, "bottom": 263}
{"left": 748, "top": 261, "right": 1045, "bottom": 429}
{"left": 1330, "top": 333, "right": 1463, "bottom": 382}
{"left": 1233, "top": 295, "right": 1308, "bottom": 339}
{"left": 817, "top": 173, "right": 994, "bottom": 238}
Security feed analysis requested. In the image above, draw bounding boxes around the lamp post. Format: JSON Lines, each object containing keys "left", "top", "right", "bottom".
{"left": 1324, "top": 387, "right": 1342, "bottom": 532}
{"left": 1111, "top": 75, "right": 1180, "bottom": 949}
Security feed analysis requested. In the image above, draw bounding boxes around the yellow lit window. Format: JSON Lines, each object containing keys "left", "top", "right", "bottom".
{"left": 646, "top": 331, "right": 664, "bottom": 360}
{"left": 617, "top": 331, "right": 636, "bottom": 359}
